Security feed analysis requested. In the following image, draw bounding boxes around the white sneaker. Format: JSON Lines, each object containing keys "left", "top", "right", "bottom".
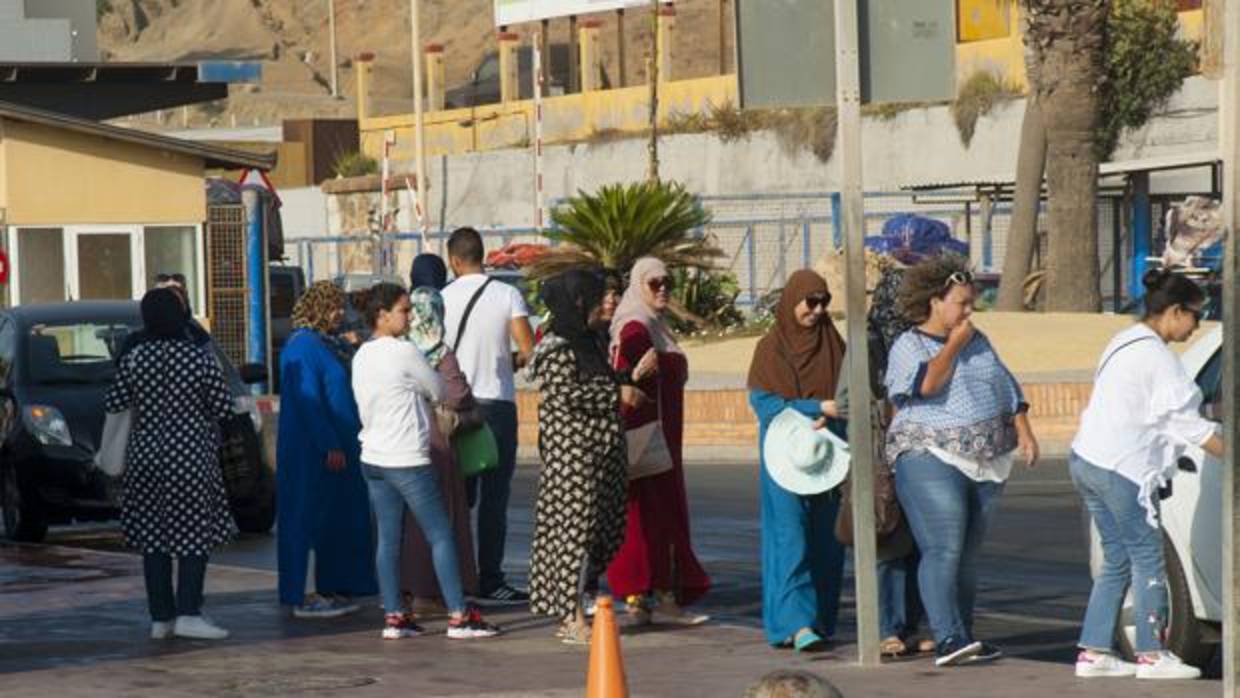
{"left": 173, "top": 615, "right": 230, "bottom": 640}
{"left": 150, "top": 621, "right": 173, "bottom": 640}
{"left": 1075, "top": 650, "right": 1137, "bottom": 678}
{"left": 1136, "top": 651, "right": 1202, "bottom": 680}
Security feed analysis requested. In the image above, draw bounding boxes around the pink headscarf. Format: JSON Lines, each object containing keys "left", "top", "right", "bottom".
{"left": 609, "top": 256, "right": 683, "bottom": 356}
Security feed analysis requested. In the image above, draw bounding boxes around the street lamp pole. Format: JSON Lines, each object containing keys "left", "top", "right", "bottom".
{"left": 328, "top": 0, "right": 339, "bottom": 98}
{"left": 1220, "top": 0, "right": 1240, "bottom": 696}
{"left": 409, "top": 0, "right": 430, "bottom": 250}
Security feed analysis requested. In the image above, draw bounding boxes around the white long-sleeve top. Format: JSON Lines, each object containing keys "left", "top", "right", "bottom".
{"left": 352, "top": 336, "right": 445, "bottom": 467}
{"left": 1072, "top": 323, "right": 1218, "bottom": 525}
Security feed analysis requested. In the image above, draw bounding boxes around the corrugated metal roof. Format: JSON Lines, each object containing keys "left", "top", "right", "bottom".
{"left": 0, "top": 99, "right": 275, "bottom": 170}
{"left": 901, "top": 152, "right": 1219, "bottom": 192}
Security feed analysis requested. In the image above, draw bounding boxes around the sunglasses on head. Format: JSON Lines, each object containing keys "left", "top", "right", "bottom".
{"left": 647, "top": 277, "right": 673, "bottom": 293}
{"left": 942, "top": 270, "right": 974, "bottom": 289}
{"left": 804, "top": 293, "right": 831, "bottom": 310}
{"left": 1183, "top": 305, "right": 1204, "bottom": 323}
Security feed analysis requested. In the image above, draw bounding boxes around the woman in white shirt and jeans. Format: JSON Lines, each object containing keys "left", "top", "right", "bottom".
{"left": 1072, "top": 269, "right": 1223, "bottom": 680}
{"left": 352, "top": 282, "right": 500, "bottom": 640}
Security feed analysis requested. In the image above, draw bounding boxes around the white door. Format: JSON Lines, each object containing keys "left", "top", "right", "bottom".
{"left": 66, "top": 226, "right": 143, "bottom": 301}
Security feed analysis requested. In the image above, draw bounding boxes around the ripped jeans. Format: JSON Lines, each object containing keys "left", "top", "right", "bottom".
{"left": 1070, "top": 452, "right": 1168, "bottom": 654}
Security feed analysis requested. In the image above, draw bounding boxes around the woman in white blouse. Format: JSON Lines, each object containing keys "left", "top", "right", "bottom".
{"left": 1071, "top": 269, "right": 1223, "bottom": 681}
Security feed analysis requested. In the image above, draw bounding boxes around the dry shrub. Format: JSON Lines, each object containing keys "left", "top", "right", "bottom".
{"left": 951, "top": 70, "right": 1021, "bottom": 146}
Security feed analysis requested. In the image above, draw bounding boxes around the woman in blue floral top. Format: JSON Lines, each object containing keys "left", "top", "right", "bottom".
{"left": 884, "top": 255, "right": 1038, "bottom": 668}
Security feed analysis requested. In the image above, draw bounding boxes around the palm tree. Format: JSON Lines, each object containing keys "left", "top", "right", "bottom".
{"left": 526, "top": 180, "right": 722, "bottom": 280}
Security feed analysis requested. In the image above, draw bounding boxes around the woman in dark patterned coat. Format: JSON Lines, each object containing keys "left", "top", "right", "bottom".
{"left": 527, "top": 269, "right": 628, "bottom": 644}
{"left": 105, "top": 288, "right": 236, "bottom": 641}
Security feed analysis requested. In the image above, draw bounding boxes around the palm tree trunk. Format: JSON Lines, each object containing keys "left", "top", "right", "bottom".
{"left": 1022, "top": 0, "right": 1106, "bottom": 312}
{"left": 995, "top": 98, "right": 1046, "bottom": 311}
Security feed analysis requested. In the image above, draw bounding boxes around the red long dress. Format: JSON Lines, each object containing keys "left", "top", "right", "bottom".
{"left": 606, "top": 321, "right": 711, "bottom": 605}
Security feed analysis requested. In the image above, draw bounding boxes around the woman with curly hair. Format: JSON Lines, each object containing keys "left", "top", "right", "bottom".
{"left": 884, "top": 255, "right": 1038, "bottom": 667}
{"left": 276, "top": 281, "right": 377, "bottom": 619}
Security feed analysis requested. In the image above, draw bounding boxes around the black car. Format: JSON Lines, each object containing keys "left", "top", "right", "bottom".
{"left": 0, "top": 301, "right": 276, "bottom": 542}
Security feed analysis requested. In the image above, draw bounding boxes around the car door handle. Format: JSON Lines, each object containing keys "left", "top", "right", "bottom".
{"left": 1177, "top": 456, "right": 1198, "bottom": 473}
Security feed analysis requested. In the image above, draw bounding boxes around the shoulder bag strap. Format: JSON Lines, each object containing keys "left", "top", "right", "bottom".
{"left": 452, "top": 277, "right": 494, "bottom": 354}
{"left": 1095, "top": 335, "right": 1157, "bottom": 380}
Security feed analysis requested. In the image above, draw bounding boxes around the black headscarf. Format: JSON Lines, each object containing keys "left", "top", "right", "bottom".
{"left": 410, "top": 253, "right": 448, "bottom": 291}
{"left": 540, "top": 269, "right": 611, "bottom": 379}
{"left": 141, "top": 288, "right": 189, "bottom": 340}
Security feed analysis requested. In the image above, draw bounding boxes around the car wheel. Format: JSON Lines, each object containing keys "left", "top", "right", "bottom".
{"left": 1113, "top": 534, "right": 1215, "bottom": 668}
{"left": 1, "top": 464, "right": 48, "bottom": 543}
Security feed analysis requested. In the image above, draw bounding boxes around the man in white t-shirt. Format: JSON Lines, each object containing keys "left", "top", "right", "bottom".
{"left": 442, "top": 227, "right": 535, "bottom": 605}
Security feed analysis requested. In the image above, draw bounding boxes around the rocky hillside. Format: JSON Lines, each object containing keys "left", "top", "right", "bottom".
{"left": 98, "top": 0, "right": 734, "bottom": 129}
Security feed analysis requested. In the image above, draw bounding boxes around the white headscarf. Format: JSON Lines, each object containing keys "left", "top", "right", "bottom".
{"left": 609, "top": 256, "right": 683, "bottom": 356}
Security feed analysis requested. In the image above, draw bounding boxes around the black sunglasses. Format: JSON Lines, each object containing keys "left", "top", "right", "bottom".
{"left": 805, "top": 293, "right": 831, "bottom": 310}
{"left": 647, "top": 277, "right": 673, "bottom": 293}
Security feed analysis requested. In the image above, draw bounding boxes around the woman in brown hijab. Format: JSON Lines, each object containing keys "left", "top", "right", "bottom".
{"left": 746, "top": 269, "right": 848, "bottom": 651}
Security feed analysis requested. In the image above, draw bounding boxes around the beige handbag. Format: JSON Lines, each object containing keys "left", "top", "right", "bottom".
{"left": 625, "top": 383, "right": 674, "bottom": 481}
{"left": 94, "top": 409, "right": 132, "bottom": 477}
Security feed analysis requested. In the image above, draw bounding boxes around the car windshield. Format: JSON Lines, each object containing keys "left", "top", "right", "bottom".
{"left": 25, "top": 320, "right": 138, "bottom": 386}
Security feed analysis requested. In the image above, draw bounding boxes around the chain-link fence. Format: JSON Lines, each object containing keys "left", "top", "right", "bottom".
{"left": 281, "top": 191, "right": 1137, "bottom": 310}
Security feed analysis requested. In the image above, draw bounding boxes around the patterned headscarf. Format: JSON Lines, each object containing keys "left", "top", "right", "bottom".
{"left": 292, "top": 281, "right": 345, "bottom": 335}
{"left": 609, "top": 256, "right": 683, "bottom": 356}
{"left": 409, "top": 287, "right": 448, "bottom": 367}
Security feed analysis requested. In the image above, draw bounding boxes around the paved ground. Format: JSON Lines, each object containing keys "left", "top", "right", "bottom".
{"left": 0, "top": 459, "right": 1222, "bottom": 697}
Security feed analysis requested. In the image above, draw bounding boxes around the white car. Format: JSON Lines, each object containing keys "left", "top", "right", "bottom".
{"left": 1088, "top": 325, "right": 1224, "bottom": 667}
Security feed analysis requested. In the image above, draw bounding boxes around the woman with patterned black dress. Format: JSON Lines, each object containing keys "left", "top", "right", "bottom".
{"left": 105, "top": 288, "right": 236, "bottom": 641}
{"left": 528, "top": 269, "right": 628, "bottom": 644}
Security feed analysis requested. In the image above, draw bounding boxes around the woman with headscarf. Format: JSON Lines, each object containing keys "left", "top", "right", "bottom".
{"left": 746, "top": 269, "right": 848, "bottom": 651}
{"left": 105, "top": 288, "right": 236, "bottom": 640}
{"left": 606, "top": 257, "right": 711, "bottom": 625}
{"left": 410, "top": 253, "right": 449, "bottom": 291}
{"left": 528, "top": 269, "right": 628, "bottom": 643}
{"left": 276, "top": 281, "right": 377, "bottom": 619}
{"left": 399, "top": 286, "right": 480, "bottom": 613}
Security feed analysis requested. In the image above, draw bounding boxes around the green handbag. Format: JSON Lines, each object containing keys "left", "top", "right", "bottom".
{"left": 453, "top": 422, "right": 499, "bottom": 478}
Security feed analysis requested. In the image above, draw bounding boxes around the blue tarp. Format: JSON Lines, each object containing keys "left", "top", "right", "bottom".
{"left": 865, "top": 214, "right": 968, "bottom": 265}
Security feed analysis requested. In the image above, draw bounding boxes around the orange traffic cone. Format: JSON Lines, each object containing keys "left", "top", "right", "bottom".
{"left": 586, "top": 595, "right": 629, "bottom": 698}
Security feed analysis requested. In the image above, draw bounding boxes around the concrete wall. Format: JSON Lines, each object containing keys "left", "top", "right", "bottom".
{"left": 0, "top": 119, "right": 207, "bottom": 225}
{"left": 353, "top": 75, "right": 1218, "bottom": 232}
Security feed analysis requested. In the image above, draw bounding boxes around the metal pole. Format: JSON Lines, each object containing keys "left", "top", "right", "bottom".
{"left": 534, "top": 32, "right": 545, "bottom": 229}
{"left": 410, "top": 0, "right": 430, "bottom": 250}
{"left": 646, "top": 0, "right": 659, "bottom": 183}
{"left": 568, "top": 15, "right": 579, "bottom": 93}
{"left": 617, "top": 8, "right": 627, "bottom": 88}
{"left": 718, "top": 0, "right": 728, "bottom": 75}
{"left": 1221, "top": 1, "right": 1240, "bottom": 695}
{"left": 328, "top": 0, "right": 339, "bottom": 98}
{"left": 833, "top": 0, "right": 880, "bottom": 668}
{"left": 241, "top": 187, "right": 268, "bottom": 395}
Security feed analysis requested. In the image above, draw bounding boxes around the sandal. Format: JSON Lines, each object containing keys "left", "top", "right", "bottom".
{"left": 559, "top": 618, "right": 591, "bottom": 645}
{"left": 916, "top": 638, "right": 936, "bottom": 654}
{"left": 880, "top": 636, "right": 907, "bottom": 657}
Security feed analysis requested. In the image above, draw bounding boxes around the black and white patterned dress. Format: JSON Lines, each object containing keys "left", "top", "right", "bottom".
{"left": 104, "top": 340, "right": 237, "bottom": 556}
{"left": 528, "top": 336, "right": 628, "bottom": 617}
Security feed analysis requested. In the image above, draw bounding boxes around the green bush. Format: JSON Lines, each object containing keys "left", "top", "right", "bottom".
{"left": 332, "top": 150, "right": 379, "bottom": 178}
{"left": 667, "top": 266, "right": 744, "bottom": 335}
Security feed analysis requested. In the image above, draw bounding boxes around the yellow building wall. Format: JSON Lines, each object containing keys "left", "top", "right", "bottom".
{"left": 0, "top": 119, "right": 206, "bottom": 226}
{"left": 0, "top": 128, "right": 8, "bottom": 215}
{"left": 360, "top": 74, "right": 737, "bottom": 161}
{"left": 954, "top": 7, "right": 1205, "bottom": 94}
{"left": 957, "top": 0, "right": 1015, "bottom": 42}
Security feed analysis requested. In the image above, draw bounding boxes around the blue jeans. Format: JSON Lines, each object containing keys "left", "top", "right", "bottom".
{"left": 143, "top": 553, "right": 207, "bottom": 622}
{"left": 467, "top": 399, "right": 518, "bottom": 594}
{"left": 1070, "top": 452, "right": 1167, "bottom": 654}
{"left": 878, "top": 549, "right": 924, "bottom": 640}
{"left": 363, "top": 463, "right": 466, "bottom": 614}
{"left": 894, "top": 450, "right": 1004, "bottom": 645}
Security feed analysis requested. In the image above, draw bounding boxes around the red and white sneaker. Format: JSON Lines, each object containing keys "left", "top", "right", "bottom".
{"left": 447, "top": 608, "right": 501, "bottom": 639}
{"left": 381, "top": 612, "right": 424, "bottom": 640}
{"left": 1075, "top": 650, "right": 1137, "bottom": 678}
{"left": 1136, "top": 651, "right": 1201, "bottom": 680}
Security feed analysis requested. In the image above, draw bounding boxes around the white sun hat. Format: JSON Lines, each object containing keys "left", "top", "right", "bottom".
{"left": 762, "top": 408, "right": 850, "bottom": 495}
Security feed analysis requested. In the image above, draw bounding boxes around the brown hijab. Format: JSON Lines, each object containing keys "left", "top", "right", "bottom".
{"left": 747, "top": 270, "right": 845, "bottom": 400}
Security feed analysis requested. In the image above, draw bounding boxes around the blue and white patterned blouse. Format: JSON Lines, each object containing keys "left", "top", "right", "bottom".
{"left": 883, "top": 328, "right": 1026, "bottom": 467}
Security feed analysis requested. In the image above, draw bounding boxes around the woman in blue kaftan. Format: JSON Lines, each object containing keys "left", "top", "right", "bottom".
{"left": 747, "top": 270, "right": 848, "bottom": 651}
{"left": 276, "top": 281, "right": 376, "bottom": 617}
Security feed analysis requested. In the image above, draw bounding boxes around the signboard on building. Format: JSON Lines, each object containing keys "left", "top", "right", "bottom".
{"left": 736, "top": 0, "right": 955, "bottom": 108}
{"left": 495, "top": 0, "right": 647, "bottom": 26}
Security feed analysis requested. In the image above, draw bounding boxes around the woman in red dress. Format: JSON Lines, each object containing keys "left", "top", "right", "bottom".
{"left": 607, "top": 256, "right": 711, "bottom": 624}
